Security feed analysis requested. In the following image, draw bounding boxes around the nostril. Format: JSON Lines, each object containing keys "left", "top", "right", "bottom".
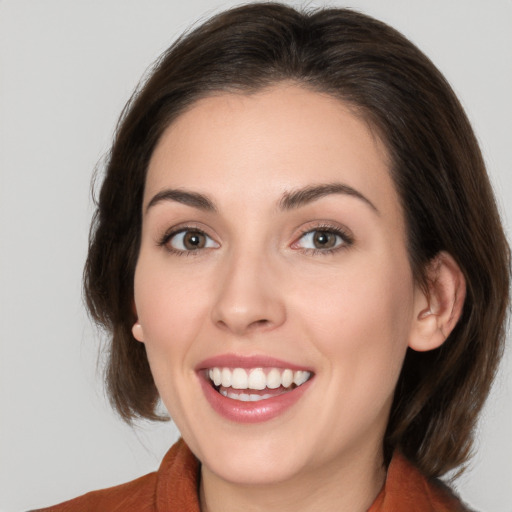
{"left": 214, "top": 317, "right": 271, "bottom": 334}
{"left": 215, "top": 319, "right": 229, "bottom": 330}
{"left": 248, "top": 319, "right": 271, "bottom": 330}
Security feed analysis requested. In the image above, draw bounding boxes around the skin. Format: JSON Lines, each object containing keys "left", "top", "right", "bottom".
{"left": 132, "top": 84, "right": 464, "bottom": 512}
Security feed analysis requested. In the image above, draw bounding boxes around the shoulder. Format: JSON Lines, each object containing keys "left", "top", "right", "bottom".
{"left": 31, "top": 439, "right": 200, "bottom": 512}
{"left": 30, "top": 471, "right": 158, "bottom": 512}
{"left": 370, "top": 452, "right": 476, "bottom": 512}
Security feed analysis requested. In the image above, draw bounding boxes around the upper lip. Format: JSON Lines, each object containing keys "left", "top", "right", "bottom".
{"left": 195, "top": 354, "right": 313, "bottom": 372}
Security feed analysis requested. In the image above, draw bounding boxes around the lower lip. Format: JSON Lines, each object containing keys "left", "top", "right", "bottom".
{"left": 198, "top": 374, "right": 313, "bottom": 423}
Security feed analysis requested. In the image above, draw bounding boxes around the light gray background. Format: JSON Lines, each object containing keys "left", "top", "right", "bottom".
{"left": 0, "top": 1, "right": 511, "bottom": 511}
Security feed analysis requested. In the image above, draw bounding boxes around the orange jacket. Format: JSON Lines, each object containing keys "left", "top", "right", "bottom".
{"left": 33, "top": 439, "right": 470, "bottom": 511}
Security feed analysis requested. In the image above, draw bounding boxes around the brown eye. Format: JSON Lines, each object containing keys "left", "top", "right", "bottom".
{"left": 183, "top": 231, "right": 206, "bottom": 249}
{"left": 312, "top": 231, "right": 337, "bottom": 249}
{"left": 168, "top": 229, "right": 218, "bottom": 252}
{"left": 295, "top": 228, "right": 349, "bottom": 252}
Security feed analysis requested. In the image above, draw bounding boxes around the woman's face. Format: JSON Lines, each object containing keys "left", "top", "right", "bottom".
{"left": 133, "top": 85, "right": 423, "bottom": 485}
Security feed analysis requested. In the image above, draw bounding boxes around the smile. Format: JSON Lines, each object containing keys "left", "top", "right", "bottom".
{"left": 208, "top": 367, "right": 312, "bottom": 402}
{"left": 197, "top": 356, "right": 314, "bottom": 423}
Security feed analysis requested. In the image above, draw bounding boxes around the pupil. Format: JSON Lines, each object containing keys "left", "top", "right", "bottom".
{"left": 184, "top": 232, "right": 204, "bottom": 249}
{"left": 314, "top": 231, "right": 335, "bottom": 248}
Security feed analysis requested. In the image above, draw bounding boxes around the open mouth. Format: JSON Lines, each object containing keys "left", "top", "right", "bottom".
{"left": 206, "top": 367, "right": 313, "bottom": 402}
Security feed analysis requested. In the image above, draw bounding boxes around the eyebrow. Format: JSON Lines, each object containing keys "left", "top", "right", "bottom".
{"left": 279, "top": 183, "right": 379, "bottom": 214}
{"left": 146, "top": 189, "right": 217, "bottom": 213}
{"left": 146, "top": 182, "right": 378, "bottom": 215}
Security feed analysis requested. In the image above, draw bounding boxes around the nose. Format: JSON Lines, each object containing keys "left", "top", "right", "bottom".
{"left": 211, "top": 250, "right": 286, "bottom": 336}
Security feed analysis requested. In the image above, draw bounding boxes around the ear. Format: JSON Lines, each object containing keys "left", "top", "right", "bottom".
{"left": 409, "top": 251, "right": 466, "bottom": 352}
{"left": 131, "top": 300, "right": 145, "bottom": 342}
{"left": 132, "top": 320, "right": 145, "bottom": 342}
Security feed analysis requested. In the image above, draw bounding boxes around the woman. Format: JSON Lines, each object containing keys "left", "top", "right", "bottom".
{"left": 34, "top": 3, "right": 509, "bottom": 511}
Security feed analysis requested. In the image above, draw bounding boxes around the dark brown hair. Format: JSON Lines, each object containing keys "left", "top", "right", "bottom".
{"left": 84, "top": 3, "right": 510, "bottom": 478}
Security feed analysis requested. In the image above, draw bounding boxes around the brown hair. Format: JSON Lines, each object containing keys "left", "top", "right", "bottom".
{"left": 84, "top": 3, "right": 510, "bottom": 478}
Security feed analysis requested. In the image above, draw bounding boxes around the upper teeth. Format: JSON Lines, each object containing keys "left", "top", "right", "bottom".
{"left": 208, "top": 367, "right": 311, "bottom": 390}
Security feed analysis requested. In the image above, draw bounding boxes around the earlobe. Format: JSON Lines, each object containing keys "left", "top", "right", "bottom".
{"left": 409, "top": 252, "right": 466, "bottom": 352}
{"left": 131, "top": 299, "right": 145, "bottom": 342}
{"left": 132, "top": 321, "right": 145, "bottom": 342}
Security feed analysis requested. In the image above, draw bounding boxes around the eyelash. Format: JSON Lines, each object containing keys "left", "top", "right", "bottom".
{"left": 293, "top": 224, "right": 354, "bottom": 256}
{"left": 157, "top": 225, "right": 216, "bottom": 257}
{"left": 157, "top": 223, "right": 354, "bottom": 256}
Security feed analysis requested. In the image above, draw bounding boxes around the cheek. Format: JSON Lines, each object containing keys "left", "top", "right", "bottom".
{"left": 291, "top": 257, "right": 415, "bottom": 444}
{"left": 132, "top": 256, "right": 212, "bottom": 423}
{"left": 133, "top": 256, "right": 210, "bottom": 357}
{"left": 296, "top": 256, "right": 415, "bottom": 377}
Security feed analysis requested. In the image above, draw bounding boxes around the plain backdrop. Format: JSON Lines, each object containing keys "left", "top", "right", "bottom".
{"left": 0, "top": 1, "right": 511, "bottom": 511}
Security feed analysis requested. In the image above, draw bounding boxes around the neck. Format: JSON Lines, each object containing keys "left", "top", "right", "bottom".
{"left": 199, "top": 443, "right": 386, "bottom": 512}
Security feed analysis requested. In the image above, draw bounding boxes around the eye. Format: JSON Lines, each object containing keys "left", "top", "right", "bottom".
{"left": 294, "top": 227, "right": 352, "bottom": 253}
{"left": 166, "top": 229, "right": 219, "bottom": 252}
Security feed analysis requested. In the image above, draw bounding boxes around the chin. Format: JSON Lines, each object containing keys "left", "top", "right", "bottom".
{"left": 184, "top": 423, "right": 314, "bottom": 486}
{"left": 203, "top": 447, "right": 309, "bottom": 486}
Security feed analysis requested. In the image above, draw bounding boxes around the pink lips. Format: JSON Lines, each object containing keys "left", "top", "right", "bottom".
{"left": 196, "top": 354, "right": 314, "bottom": 423}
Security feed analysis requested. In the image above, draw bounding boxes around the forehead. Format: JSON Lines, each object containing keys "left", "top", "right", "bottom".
{"left": 145, "top": 85, "right": 400, "bottom": 221}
